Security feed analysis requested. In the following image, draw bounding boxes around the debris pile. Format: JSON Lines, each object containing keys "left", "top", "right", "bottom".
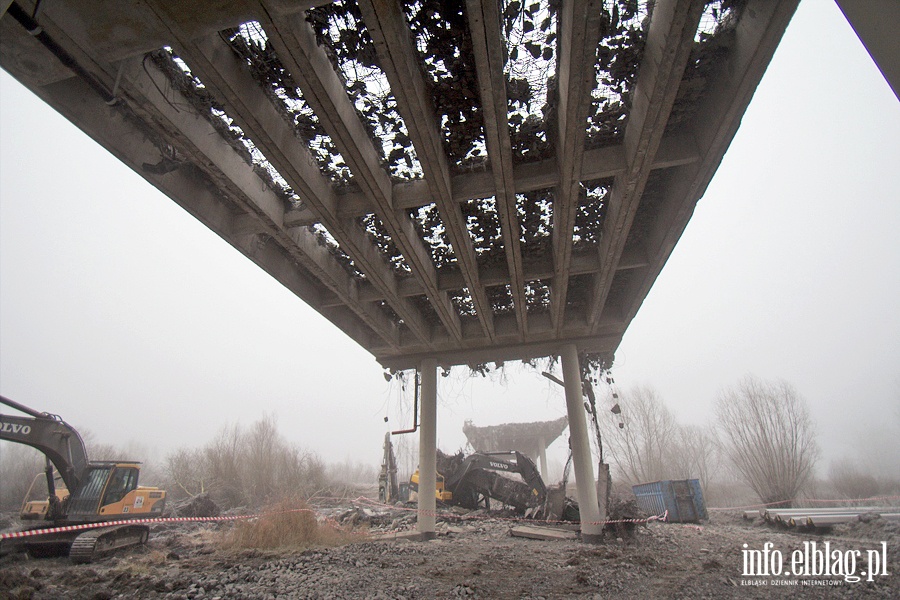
{"left": 169, "top": 494, "right": 221, "bottom": 519}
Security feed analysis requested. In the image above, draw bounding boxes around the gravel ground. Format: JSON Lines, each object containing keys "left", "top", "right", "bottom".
{"left": 1, "top": 508, "right": 897, "bottom": 599}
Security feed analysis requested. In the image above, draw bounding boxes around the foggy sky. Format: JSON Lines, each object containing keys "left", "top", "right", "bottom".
{"left": 1, "top": 0, "right": 898, "bottom": 481}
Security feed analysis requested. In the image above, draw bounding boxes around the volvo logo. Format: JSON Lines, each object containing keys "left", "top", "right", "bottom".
{"left": 1, "top": 422, "right": 32, "bottom": 435}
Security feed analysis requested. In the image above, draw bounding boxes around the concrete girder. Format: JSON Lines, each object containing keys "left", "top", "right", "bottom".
{"left": 587, "top": 0, "right": 707, "bottom": 330}
{"left": 466, "top": 0, "right": 529, "bottom": 337}
{"left": 358, "top": 0, "right": 497, "bottom": 340}
{"left": 127, "top": 56, "right": 402, "bottom": 348}
{"left": 140, "top": 3, "right": 437, "bottom": 346}
{"left": 550, "top": 0, "right": 607, "bottom": 332}
{"left": 11, "top": 72, "right": 362, "bottom": 346}
{"left": 590, "top": 0, "right": 801, "bottom": 332}
{"left": 256, "top": 3, "right": 464, "bottom": 343}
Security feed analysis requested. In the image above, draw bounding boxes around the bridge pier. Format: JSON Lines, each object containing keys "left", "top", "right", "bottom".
{"left": 538, "top": 436, "right": 548, "bottom": 478}
{"left": 560, "top": 344, "right": 604, "bottom": 542}
{"left": 416, "top": 357, "right": 437, "bottom": 539}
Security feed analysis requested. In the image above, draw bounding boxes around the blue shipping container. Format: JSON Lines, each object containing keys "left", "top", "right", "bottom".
{"left": 632, "top": 479, "right": 708, "bottom": 523}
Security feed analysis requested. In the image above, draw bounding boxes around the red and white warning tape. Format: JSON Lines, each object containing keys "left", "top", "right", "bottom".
{"left": 1, "top": 495, "right": 675, "bottom": 542}
{"left": 0, "top": 508, "right": 319, "bottom": 540}
{"left": 350, "top": 495, "right": 669, "bottom": 526}
{"left": 9, "top": 492, "right": 894, "bottom": 541}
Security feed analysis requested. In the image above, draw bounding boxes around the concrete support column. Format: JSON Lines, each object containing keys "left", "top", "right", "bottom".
{"left": 538, "top": 436, "right": 548, "bottom": 478}
{"left": 596, "top": 462, "right": 610, "bottom": 525}
{"left": 417, "top": 357, "right": 437, "bottom": 539}
{"left": 560, "top": 344, "right": 603, "bottom": 542}
{"left": 835, "top": 0, "right": 900, "bottom": 101}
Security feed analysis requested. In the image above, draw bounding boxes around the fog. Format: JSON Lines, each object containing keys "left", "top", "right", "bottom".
{"left": 1, "top": 0, "right": 898, "bottom": 487}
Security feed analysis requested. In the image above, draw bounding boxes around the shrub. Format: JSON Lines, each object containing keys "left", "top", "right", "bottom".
{"left": 163, "top": 415, "right": 328, "bottom": 509}
{"left": 0, "top": 443, "right": 44, "bottom": 511}
{"left": 224, "top": 498, "right": 360, "bottom": 549}
{"left": 715, "top": 376, "right": 819, "bottom": 507}
{"left": 828, "top": 460, "right": 883, "bottom": 501}
{"left": 600, "top": 385, "right": 677, "bottom": 485}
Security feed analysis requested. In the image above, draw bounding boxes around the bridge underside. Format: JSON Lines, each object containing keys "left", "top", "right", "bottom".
{"left": 0, "top": 0, "right": 798, "bottom": 371}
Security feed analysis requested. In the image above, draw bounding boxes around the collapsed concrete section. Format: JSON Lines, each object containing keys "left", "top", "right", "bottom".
{"left": 462, "top": 416, "right": 568, "bottom": 478}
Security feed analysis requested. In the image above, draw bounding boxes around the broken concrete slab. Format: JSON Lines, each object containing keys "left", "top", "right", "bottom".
{"left": 370, "top": 530, "right": 431, "bottom": 542}
{"left": 509, "top": 525, "right": 578, "bottom": 541}
{"left": 463, "top": 417, "right": 568, "bottom": 465}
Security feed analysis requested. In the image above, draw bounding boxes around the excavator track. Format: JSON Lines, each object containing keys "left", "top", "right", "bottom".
{"left": 68, "top": 524, "right": 150, "bottom": 564}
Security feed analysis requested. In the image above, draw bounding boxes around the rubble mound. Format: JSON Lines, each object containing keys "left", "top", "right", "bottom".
{"left": 171, "top": 494, "right": 221, "bottom": 519}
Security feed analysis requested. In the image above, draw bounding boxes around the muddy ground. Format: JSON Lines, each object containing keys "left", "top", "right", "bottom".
{"left": 1, "top": 505, "right": 897, "bottom": 599}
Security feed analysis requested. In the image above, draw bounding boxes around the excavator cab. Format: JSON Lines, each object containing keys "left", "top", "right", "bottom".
{"left": 66, "top": 462, "right": 166, "bottom": 520}
{"left": 409, "top": 470, "right": 453, "bottom": 502}
{"left": 20, "top": 470, "right": 69, "bottom": 520}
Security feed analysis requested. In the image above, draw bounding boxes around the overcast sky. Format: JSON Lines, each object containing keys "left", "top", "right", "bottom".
{"left": 1, "top": 0, "right": 898, "bottom": 482}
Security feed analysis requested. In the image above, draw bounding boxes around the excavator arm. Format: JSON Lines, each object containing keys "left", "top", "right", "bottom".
{"left": 0, "top": 395, "right": 89, "bottom": 493}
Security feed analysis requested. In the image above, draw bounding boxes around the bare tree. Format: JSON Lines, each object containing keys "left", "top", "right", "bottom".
{"left": 0, "top": 442, "right": 44, "bottom": 511}
{"left": 164, "top": 416, "right": 328, "bottom": 509}
{"left": 204, "top": 422, "right": 245, "bottom": 507}
{"left": 165, "top": 447, "right": 208, "bottom": 499}
{"left": 828, "top": 459, "right": 882, "bottom": 501}
{"left": 601, "top": 385, "right": 678, "bottom": 485}
{"left": 327, "top": 460, "right": 379, "bottom": 485}
{"left": 715, "top": 376, "right": 819, "bottom": 507}
{"left": 669, "top": 424, "right": 720, "bottom": 490}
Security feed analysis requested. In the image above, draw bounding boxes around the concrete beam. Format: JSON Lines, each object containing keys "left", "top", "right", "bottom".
{"left": 467, "top": 0, "right": 529, "bottom": 336}
{"left": 616, "top": 0, "right": 801, "bottom": 330}
{"left": 588, "top": 0, "right": 706, "bottom": 332}
{"left": 259, "top": 4, "right": 464, "bottom": 342}
{"left": 127, "top": 56, "right": 401, "bottom": 348}
{"left": 14, "top": 74, "right": 389, "bottom": 351}
{"left": 510, "top": 525, "right": 578, "bottom": 540}
{"left": 375, "top": 331, "right": 620, "bottom": 372}
{"left": 835, "top": 0, "right": 900, "bottom": 101}
{"left": 359, "top": 0, "right": 496, "bottom": 340}
{"left": 550, "top": 0, "right": 607, "bottom": 331}
{"left": 140, "top": 3, "right": 436, "bottom": 345}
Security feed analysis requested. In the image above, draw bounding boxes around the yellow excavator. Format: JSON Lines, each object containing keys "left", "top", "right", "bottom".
{"left": 0, "top": 395, "right": 166, "bottom": 562}
{"left": 408, "top": 469, "right": 453, "bottom": 502}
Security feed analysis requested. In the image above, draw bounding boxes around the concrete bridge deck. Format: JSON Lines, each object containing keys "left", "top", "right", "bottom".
{"left": 0, "top": 0, "right": 802, "bottom": 371}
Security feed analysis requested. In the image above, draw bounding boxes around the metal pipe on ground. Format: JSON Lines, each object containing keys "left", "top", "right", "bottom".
{"left": 807, "top": 513, "right": 900, "bottom": 527}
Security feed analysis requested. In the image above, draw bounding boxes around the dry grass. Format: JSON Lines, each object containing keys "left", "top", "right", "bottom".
{"left": 110, "top": 558, "right": 157, "bottom": 577}
{"left": 145, "top": 549, "right": 169, "bottom": 566}
{"left": 224, "top": 498, "right": 365, "bottom": 550}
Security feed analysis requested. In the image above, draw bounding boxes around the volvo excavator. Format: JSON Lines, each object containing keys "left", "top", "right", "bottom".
{"left": 0, "top": 395, "right": 166, "bottom": 562}
{"left": 435, "top": 450, "right": 550, "bottom": 518}
{"left": 401, "top": 449, "right": 548, "bottom": 513}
